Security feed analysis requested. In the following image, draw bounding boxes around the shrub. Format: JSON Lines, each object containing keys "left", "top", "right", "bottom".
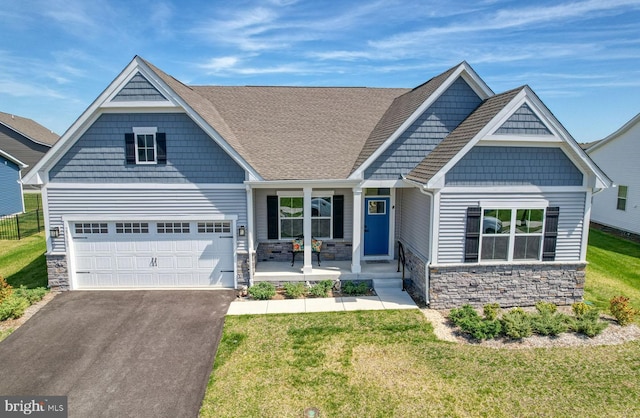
{"left": 248, "top": 282, "right": 276, "bottom": 300}
{"left": 0, "top": 294, "right": 30, "bottom": 321}
{"left": 13, "top": 286, "right": 47, "bottom": 304}
{"left": 308, "top": 280, "right": 334, "bottom": 298}
{"left": 0, "top": 276, "right": 12, "bottom": 304}
{"left": 449, "top": 305, "right": 501, "bottom": 340}
{"left": 535, "top": 301, "right": 558, "bottom": 315}
{"left": 501, "top": 308, "right": 533, "bottom": 340}
{"left": 531, "top": 311, "right": 570, "bottom": 336}
{"left": 572, "top": 309, "right": 608, "bottom": 337}
{"left": 572, "top": 302, "right": 591, "bottom": 318}
{"left": 609, "top": 296, "right": 639, "bottom": 326}
{"left": 283, "top": 282, "right": 307, "bottom": 299}
{"left": 483, "top": 303, "right": 501, "bottom": 321}
{"left": 341, "top": 281, "right": 369, "bottom": 296}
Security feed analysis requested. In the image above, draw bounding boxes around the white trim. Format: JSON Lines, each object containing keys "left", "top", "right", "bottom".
{"left": 132, "top": 127, "right": 158, "bottom": 165}
{"left": 580, "top": 189, "right": 592, "bottom": 261}
{"left": 102, "top": 102, "right": 178, "bottom": 109}
{"left": 45, "top": 182, "right": 246, "bottom": 190}
{"left": 132, "top": 126, "right": 157, "bottom": 134}
{"left": 479, "top": 200, "right": 549, "bottom": 209}
{"left": 101, "top": 107, "right": 183, "bottom": 114}
{"left": 360, "top": 179, "right": 407, "bottom": 188}
{"left": 0, "top": 149, "right": 28, "bottom": 168}
{"left": 350, "top": 62, "right": 493, "bottom": 180}
{"left": 425, "top": 87, "right": 612, "bottom": 190}
{"left": 442, "top": 186, "right": 589, "bottom": 193}
{"left": 42, "top": 185, "right": 52, "bottom": 253}
{"left": 245, "top": 185, "right": 255, "bottom": 286}
{"left": 245, "top": 179, "right": 360, "bottom": 188}
{"left": 481, "top": 136, "right": 562, "bottom": 144}
{"left": 62, "top": 214, "right": 238, "bottom": 222}
{"left": 351, "top": 186, "right": 362, "bottom": 273}
{"left": 276, "top": 190, "right": 335, "bottom": 197}
{"left": 479, "top": 207, "right": 546, "bottom": 263}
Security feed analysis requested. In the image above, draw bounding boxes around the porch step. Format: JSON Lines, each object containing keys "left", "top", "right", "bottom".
{"left": 372, "top": 278, "right": 403, "bottom": 289}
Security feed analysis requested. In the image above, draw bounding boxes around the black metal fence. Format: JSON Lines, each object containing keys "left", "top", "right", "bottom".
{"left": 0, "top": 209, "right": 44, "bottom": 240}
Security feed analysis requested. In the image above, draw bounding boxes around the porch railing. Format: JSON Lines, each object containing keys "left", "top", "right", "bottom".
{"left": 397, "top": 241, "right": 406, "bottom": 291}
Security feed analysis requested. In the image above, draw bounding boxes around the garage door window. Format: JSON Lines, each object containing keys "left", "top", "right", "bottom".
{"left": 116, "top": 222, "right": 149, "bottom": 234}
{"left": 198, "top": 221, "right": 231, "bottom": 233}
{"left": 157, "top": 222, "right": 190, "bottom": 233}
{"left": 75, "top": 223, "right": 108, "bottom": 234}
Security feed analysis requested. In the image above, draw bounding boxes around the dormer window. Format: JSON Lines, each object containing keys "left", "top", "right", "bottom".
{"left": 125, "top": 127, "right": 167, "bottom": 165}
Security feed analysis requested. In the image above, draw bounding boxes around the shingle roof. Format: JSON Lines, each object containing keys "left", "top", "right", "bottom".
{"left": 350, "top": 64, "right": 461, "bottom": 174}
{"left": 405, "top": 87, "right": 523, "bottom": 184}
{"left": 0, "top": 112, "right": 59, "bottom": 146}
{"left": 194, "top": 86, "right": 407, "bottom": 180}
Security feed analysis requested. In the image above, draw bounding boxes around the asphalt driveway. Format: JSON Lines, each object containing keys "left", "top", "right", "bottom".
{"left": 0, "top": 290, "right": 235, "bottom": 418}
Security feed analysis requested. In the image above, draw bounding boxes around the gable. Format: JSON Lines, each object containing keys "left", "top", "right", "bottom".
{"left": 49, "top": 113, "right": 245, "bottom": 184}
{"left": 364, "top": 77, "right": 482, "bottom": 180}
{"left": 494, "top": 103, "right": 552, "bottom": 135}
{"left": 445, "top": 146, "right": 583, "bottom": 186}
{"left": 111, "top": 72, "right": 167, "bottom": 102}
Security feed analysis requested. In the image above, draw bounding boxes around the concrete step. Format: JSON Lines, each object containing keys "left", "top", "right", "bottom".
{"left": 372, "top": 278, "right": 403, "bottom": 289}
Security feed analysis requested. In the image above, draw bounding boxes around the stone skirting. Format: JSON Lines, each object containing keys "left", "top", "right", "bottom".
{"left": 46, "top": 254, "right": 70, "bottom": 291}
{"left": 399, "top": 243, "right": 427, "bottom": 305}
{"left": 236, "top": 252, "right": 250, "bottom": 287}
{"left": 256, "top": 240, "right": 353, "bottom": 263}
{"left": 428, "top": 263, "right": 586, "bottom": 309}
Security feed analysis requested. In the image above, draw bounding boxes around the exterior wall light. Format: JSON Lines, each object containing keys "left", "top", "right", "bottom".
{"left": 50, "top": 227, "right": 60, "bottom": 238}
{"left": 238, "top": 225, "right": 246, "bottom": 237}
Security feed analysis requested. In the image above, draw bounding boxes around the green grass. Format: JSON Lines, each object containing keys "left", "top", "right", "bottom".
{"left": 203, "top": 227, "right": 640, "bottom": 417}
{"left": 23, "top": 193, "right": 43, "bottom": 212}
{"left": 0, "top": 232, "right": 47, "bottom": 288}
{"left": 585, "top": 228, "right": 640, "bottom": 316}
{"left": 0, "top": 328, "right": 13, "bottom": 342}
{"left": 202, "top": 310, "right": 640, "bottom": 417}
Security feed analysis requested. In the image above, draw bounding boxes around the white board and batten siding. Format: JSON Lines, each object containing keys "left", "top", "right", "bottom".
{"left": 397, "top": 188, "right": 431, "bottom": 260}
{"left": 437, "top": 191, "right": 586, "bottom": 264}
{"left": 46, "top": 186, "right": 248, "bottom": 254}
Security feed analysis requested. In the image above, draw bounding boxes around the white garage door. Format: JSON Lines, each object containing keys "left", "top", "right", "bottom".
{"left": 72, "top": 220, "right": 235, "bottom": 289}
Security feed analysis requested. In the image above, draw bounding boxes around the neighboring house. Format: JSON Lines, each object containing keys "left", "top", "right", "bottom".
{"left": 24, "top": 56, "right": 610, "bottom": 308}
{"left": 587, "top": 113, "right": 640, "bottom": 235}
{"left": 0, "top": 112, "right": 59, "bottom": 215}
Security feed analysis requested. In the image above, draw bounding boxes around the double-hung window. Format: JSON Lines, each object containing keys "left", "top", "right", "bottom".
{"left": 133, "top": 127, "right": 157, "bottom": 164}
{"left": 480, "top": 207, "right": 545, "bottom": 261}
{"left": 278, "top": 195, "right": 333, "bottom": 239}
{"left": 617, "top": 186, "right": 628, "bottom": 211}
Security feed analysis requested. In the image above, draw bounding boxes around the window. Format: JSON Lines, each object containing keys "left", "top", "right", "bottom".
{"left": 617, "top": 186, "right": 628, "bottom": 211}
{"left": 75, "top": 223, "right": 108, "bottom": 234}
{"left": 133, "top": 127, "right": 157, "bottom": 164}
{"left": 116, "top": 222, "right": 149, "bottom": 234}
{"left": 157, "top": 222, "right": 190, "bottom": 233}
{"left": 278, "top": 196, "right": 332, "bottom": 239}
{"left": 198, "top": 221, "right": 231, "bottom": 233}
{"left": 480, "top": 208, "right": 544, "bottom": 261}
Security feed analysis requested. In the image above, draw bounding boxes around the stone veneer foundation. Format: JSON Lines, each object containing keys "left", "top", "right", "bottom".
{"left": 428, "top": 263, "right": 586, "bottom": 309}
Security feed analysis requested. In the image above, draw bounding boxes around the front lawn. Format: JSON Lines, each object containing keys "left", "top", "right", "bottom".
{"left": 0, "top": 232, "right": 47, "bottom": 288}
{"left": 201, "top": 310, "right": 640, "bottom": 417}
{"left": 203, "top": 228, "right": 640, "bottom": 417}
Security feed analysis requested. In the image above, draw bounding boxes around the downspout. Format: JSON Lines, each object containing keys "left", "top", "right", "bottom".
{"left": 402, "top": 176, "right": 435, "bottom": 306}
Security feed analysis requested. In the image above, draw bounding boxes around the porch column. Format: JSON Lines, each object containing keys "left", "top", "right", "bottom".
{"left": 245, "top": 185, "right": 254, "bottom": 287}
{"left": 303, "top": 186, "right": 313, "bottom": 274}
{"left": 351, "top": 186, "right": 362, "bottom": 273}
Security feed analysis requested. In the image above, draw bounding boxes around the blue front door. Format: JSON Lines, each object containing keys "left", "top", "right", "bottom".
{"left": 364, "top": 197, "right": 390, "bottom": 256}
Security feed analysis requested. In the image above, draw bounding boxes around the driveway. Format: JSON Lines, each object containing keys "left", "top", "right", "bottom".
{"left": 0, "top": 290, "right": 234, "bottom": 418}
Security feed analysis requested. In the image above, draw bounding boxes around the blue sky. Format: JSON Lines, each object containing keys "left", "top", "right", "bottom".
{"left": 2, "top": 0, "right": 640, "bottom": 142}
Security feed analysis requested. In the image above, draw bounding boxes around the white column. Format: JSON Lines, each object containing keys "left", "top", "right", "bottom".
{"left": 303, "top": 187, "right": 313, "bottom": 274}
{"left": 351, "top": 186, "right": 362, "bottom": 273}
{"left": 245, "top": 185, "right": 254, "bottom": 287}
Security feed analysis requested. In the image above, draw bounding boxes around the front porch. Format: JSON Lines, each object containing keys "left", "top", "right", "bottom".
{"left": 253, "top": 259, "right": 403, "bottom": 283}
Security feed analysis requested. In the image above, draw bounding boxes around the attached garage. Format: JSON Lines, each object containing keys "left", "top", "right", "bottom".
{"left": 70, "top": 220, "right": 236, "bottom": 289}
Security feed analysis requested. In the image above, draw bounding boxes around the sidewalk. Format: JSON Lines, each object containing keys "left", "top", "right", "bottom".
{"left": 226, "top": 287, "right": 417, "bottom": 315}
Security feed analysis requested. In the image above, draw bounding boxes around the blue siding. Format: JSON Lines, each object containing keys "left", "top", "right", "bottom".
{"left": 50, "top": 113, "right": 246, "bottom": 183}
{"left": 0, "top": 156, "right": 23, "bottom": 215}
{"left": 495, "top": 104, "right": 552, "bottom": 135}
{"left": 445, "top": 146, "right": 583, "bottom": 186}
{"left": 111, "top": 72, "right": 167, "bottom": 102}
{"left": 365, "top": 77, "right": 482, "bottom": 179}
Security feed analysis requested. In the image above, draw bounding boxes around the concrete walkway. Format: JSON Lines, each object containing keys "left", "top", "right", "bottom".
{"left": 227, "top": 287, "right": 417, "bottom": 315}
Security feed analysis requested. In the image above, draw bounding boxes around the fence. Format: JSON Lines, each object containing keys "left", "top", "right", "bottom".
{"left": 0, "top": 209, "right": 44, "bottom": 240}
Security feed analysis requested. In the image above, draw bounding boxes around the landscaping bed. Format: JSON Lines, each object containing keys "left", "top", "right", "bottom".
{"left": 239, "top": 280, "right": 376, "bottom": 301}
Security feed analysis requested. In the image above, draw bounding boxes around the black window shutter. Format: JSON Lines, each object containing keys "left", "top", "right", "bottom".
{"left": 125, "top": 133, "right": 135, "bottom": 164}
{"left": 156, "top": 133, "right": 167, "bottom": 164}
{"left": 333, "top": 195, "right": 344, "bottom": 239}
{"left": 542, "top": 207, "right": 560, "bottom": 261}
{"left": 267, "top": 195, "right": 279, "bottom": 239}
{"left": 464, "top": 207, "right": 482, "bottom": 262}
